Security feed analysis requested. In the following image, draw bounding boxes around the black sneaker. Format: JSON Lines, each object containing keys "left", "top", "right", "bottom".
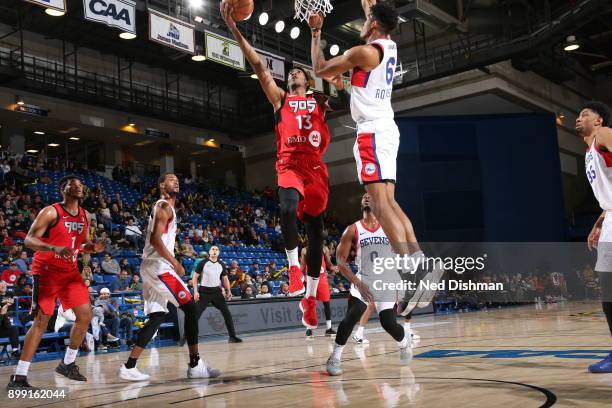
{"left": 228, "top": 336, "right": 243, "bottom": 343}
{"left": 325, "top": 328, "right": 336, "bottom": 336}
{"left": 10, "top": 350, "right": 21, "bottom": 359}
{"left": 305, "top": 329, "right": 313, "bottom": 338}
{"left": 55, "top": 362, "right": 87, "bottom": 381}
{"left": 7, "top": 375, "right": 37, "bottom": 389}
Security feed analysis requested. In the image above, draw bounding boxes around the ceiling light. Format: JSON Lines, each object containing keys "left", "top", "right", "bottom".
{"left": 208, "top": 138, "right": 216, "bottom": 142}
{"left": 26, "top": 150, "right": 38, "bottom": 153}
{"left": 251, "top": 73, "right": 258, "bottom": 79}
{"left": 330, "top": 44, "right": 340, "bottom": 56}
{"left": 275, "top": 20, "right": 285, "bottom": 33}
{"left": 34, "top": 131, "right": 45, "bottom": 135}
{"left": 127, "top": 118, "right": 136, "bottom": 127}
{"left": 564, "top": 35, "right": 579, "bottom": 51}
{"left": 259, "top": 12, "right": 269, "bottom": 26}
{"left": 45, "top": 8, "right": 65, "bottom": 17}
{"left": 192, "top": 54, "right": 206, "bottom": 61}
{"left": 119, "top": 32, "right": 137, "bottom": 40}
{"left": 189, "top": 0, "right": 203, "bottom": 8}
{"left": 69, "top": 137, "right": 80, "bottom": 141}
{"left": 194, "top": 16, "right": 203, "bottom": 23}
{"left": 48, "top": 143, "right": 60, "bottom": 147}
{"left": 16, "top": 96, "right": 24, "bottom": 105}
{"left": 290, "top": 27, "right": 300, "bottom": 39}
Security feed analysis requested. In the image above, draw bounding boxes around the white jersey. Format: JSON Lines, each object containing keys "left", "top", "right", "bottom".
{"left": 353, "top": 220, "right": 390, "bottom": 275}
{"left": 350, "top": 38, "right": 397, "bottom": 124}
{"left": 142, "top": 199, "right": 177, "bottom": 269}
{"left": 586, "top": 140, "right": 612, "bottom": 211}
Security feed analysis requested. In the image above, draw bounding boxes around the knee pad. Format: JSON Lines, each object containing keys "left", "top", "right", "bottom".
{"left": 278, "top": 188, "right": 300, "bottom": 215}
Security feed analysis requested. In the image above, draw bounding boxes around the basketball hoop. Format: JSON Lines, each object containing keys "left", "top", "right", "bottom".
{"left": 294, "top": 0, "right": 333, "bottom": 22}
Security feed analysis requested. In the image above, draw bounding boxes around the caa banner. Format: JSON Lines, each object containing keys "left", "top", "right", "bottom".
{"left": 205, "top": 31, "right": 245, "bottom": 71}
{"left": 83, "top": 0, "right": 136, "bottom": 34}
{"left": 149, "top": 9, "right": 195, "bottom": 54}
{"left": 292, "top": 61, "right": 324, "bottom": 93}
{"left": 255, "top": 49, "right": 285, "bottom": 82}
{"left": 23, "top": 0, "right": 66, "bottom": 12}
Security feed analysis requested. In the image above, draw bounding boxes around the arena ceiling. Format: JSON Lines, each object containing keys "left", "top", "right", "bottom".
{"left": 1, "top": 0, "right": 612, "bottom": 137}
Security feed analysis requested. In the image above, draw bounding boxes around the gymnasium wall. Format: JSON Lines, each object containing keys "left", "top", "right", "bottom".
{"left": 394, "top": 113, "right": 565, "bottom": 242}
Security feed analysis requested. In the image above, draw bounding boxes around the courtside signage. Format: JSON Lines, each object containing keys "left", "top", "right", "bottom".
{"left": 23, "top": 0, "right": 66, "bottom": 12}
{"left": 205, "top": 31, "right": 245, "bottom": 71}
{"left": 149, "top": 9, "right": 195, "bottom": 54}
{"left": 255, "top": 49, "right": 285, "bottom": 82}
{"left": 83, "top": 0, "right": 136, "bottom": 34}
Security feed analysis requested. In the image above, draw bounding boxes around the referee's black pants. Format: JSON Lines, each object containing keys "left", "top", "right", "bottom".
{"left": 197, "top": 287, "right": 237, "bottom": 338}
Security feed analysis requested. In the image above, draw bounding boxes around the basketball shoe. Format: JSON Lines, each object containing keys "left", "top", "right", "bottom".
{"left": 299, "top": 296, "right": 318, "bottom": 329}
{"left": 288, "top": 265, "right": 305, "bottom": 295}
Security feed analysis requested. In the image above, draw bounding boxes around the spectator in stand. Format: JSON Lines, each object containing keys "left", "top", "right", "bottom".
{"left": 102, "top": 253, "right": 120, "bottom": 275}
{"left": 1, "top": 228, "right": 14, "bottom": 247}
{"left": 257, "top": 283, "right": 272, "bottom": 298}
{"left": 93, "top": 288, "right": 134, "bottom": 346}
{"left": 241, "top": 286, "right": 256, "bottom": 299}
{"left": 0, "top": 295, "right": 19, "bottom": 358}
{"left": 98, "top": 202, "right": 112, "bottom": 231}
{"left": 110, "top": 227, "right": 130, "bottom": 249}
{"left": 81, "top": 265, "right": 94, "bottom": 283}
{"left": 0, "top": 160, "right": 10, "bottom": 182}
{"left": 119, "top": 258, "right": 134, "bottom": 275}
{"left": 124, "top": 218, "right": 143, "bottom": 251}
{"left": 180, "top": 238, "right": 197, "bottom": 258}
{"left": 278, "top": 283, "right": 290, "bottom": 296}
{"left": 129, "top": 274, "right": 143, "bottom": 292}
{"left": 249, "top": 261, "right": 260, "bottom": 277}
{"left": 1, "top": 263, "right": 21, "bottom": 286}
{"left": 91, "top": 259, "right": 102, "bottom": 275}
{"left": 13, "top": 251, "right": 29, "bottom": 274}
{"left": 111, "top": 269, "right": 132, "bottom": 292}
{"left": 194, "top": 224, "right": 204, "bottom": 242}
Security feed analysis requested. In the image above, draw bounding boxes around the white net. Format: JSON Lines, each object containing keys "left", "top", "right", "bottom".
{"left": 294, "top": 0, "right": 333, "bottom": 22}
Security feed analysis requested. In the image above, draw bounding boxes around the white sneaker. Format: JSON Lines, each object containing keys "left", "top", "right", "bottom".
{"left": 119, "top": 364, "right": 150, "bottom": 382}
{"left": 107, "top": 334, "right": 120, "bottom": 342}
{"left": 187, "top": 359, "right": 222, "bottom": 379}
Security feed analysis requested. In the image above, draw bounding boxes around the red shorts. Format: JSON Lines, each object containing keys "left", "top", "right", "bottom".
{"left": 276, "top": 157, "right": 328, "bottom": 219}
{"left": 32, "top": 262, "right": 90, "bottom": 316}
{"left": 316, "top": 276, "right": 330, "bottom": 302}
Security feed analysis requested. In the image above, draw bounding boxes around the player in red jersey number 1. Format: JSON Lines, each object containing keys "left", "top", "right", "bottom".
{"left": 8, "top": 175, "right": 105, "bottom": 389}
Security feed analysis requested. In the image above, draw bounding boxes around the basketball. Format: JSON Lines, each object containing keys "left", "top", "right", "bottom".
{"left": 229, "top": 0, "right": 254, "bottom": 22}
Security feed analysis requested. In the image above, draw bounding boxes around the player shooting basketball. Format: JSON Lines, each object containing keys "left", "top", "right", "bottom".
{"left": 221, "top": 0, "right": 349, "bottom": 330}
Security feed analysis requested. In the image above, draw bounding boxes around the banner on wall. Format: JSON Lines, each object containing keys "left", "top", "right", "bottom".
{"left": 148, "top": 9, "right": 195, "bottom": 54}
{"left": 255, "top": 49, "right": 285, "bottom": 82}
{"left": 83, "top": 0, "right": 136, "bottom": 34}
{"left": 291, "top": 61, "right": 324, "bottom": 93}
{"left": 205, "top": 31, "right": 245, "bottom": 71}
{"left": 24, "top": 0, "right": 66, "bottom": 12}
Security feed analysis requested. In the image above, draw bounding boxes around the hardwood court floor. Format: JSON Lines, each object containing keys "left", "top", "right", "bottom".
{"left": 2, "top": 302, "right": 611, "bottom": 407}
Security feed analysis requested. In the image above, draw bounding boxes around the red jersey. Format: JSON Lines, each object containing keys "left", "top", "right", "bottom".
{"left": 32, "top": 203, "right": 89, "bottom": 274}
{"left": 301, "top": 255, "right": 327, "bottom": 277}
{"left": 274, "top": 94, "right": 330, "bottom": 161}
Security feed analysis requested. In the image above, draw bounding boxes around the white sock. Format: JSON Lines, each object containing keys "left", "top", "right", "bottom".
{"left": 15, "top": 360, "right": 30, "bottom": 376}
{"left": 286, "top": 247, "right": 300, "bottom": 268}
{"left": 64, "top": 347, "right": 78, "bottom": 365}
{"left": 403, "top": 321, "right": 411, "bottom": 336}
{"left": 355, "top": 325, "right": 365, "bottom": 338}
{"left": 306, "top": 275, "right": 319, "bottom": 298}
{"left": 326, "top": 320, "right": 332, "bottom": 330}
{"left": 398, "top": 335, "right": 409, "bottom": 349}
{"left": 332, "top": 343, "right": 345, "bottom": 360}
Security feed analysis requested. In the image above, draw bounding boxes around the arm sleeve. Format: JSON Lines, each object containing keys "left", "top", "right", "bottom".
{"left": 195, "top": 260, "right": 206, "bottom": 274}
{"left": 220, "top": 262, "right": 228, "bottom": 277}
{"left": 327, "top": 89, "right": 350, "bottom": 111}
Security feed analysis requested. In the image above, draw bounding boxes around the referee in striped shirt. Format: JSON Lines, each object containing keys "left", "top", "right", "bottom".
{"left": 193, "top": 246, "right": 242, "bottom": 343}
